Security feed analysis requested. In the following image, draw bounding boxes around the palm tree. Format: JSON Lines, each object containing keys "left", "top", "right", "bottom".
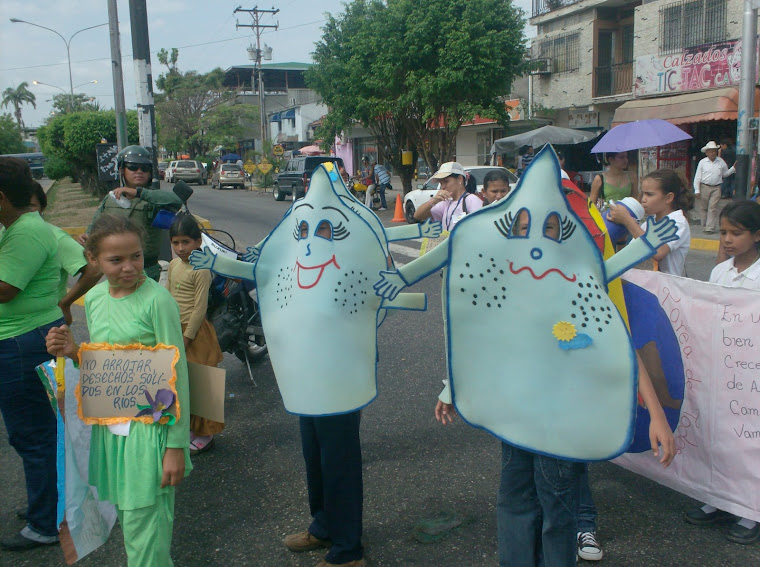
{"left": 2, "top": 82, "right": 37, "bottom": 129}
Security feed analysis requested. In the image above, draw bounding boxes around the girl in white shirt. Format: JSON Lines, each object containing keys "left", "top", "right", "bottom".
{"left": 608, "top": 168, "right": 694, "bottom": 276}
{"left": 685, "top": 200, "right": 760, "bottom": 544}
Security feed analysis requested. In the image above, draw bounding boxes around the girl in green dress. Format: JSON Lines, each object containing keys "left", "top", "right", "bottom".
{"left": 47, "top": 214, "right": 191, "bottom": 567}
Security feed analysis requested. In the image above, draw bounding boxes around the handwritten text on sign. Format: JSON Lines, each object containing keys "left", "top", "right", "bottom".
{"left": 615, "top": 270, "right": 760, "bottom": 523}
{"left": 77, "top": 343, "right": 179, "bottom": 425}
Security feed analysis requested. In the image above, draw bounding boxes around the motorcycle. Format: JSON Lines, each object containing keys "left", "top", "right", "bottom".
{"left": 172, "top": 182, "right": 267, "bottom": 382}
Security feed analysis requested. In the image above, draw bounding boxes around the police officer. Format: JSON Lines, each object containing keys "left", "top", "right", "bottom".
{"left": 80, "top": 146, "right": 183, "bottom": 281}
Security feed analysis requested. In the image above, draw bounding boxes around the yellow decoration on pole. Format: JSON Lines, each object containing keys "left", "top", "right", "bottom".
{"left": 272, "top": 144, "right": 284, "bottom": 156}
{"left": 258, "top": 157, "right": 273, "bottom": 175}
{"left": 244, "top": 160, "right": 257, "bottom": 174}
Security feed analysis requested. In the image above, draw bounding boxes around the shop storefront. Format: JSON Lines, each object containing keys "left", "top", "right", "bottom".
{"left": 612, "top": 87, "right": 759, "bottom": 181}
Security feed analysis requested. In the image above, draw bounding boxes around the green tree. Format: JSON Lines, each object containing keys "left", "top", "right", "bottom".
{"left": 308, "top": 0, "right": 527, "bottom": 193}
{"left": 50, "top": 93, "right": 102, "bottom": 115}
{"left": 0, "top": 113, "right": 27, "bottom": 154}
{"left": 37, "top": 110, "right": 139, "bottom": 194}
{"left": 1, "top": 82, "right": 37, "bottom": 129}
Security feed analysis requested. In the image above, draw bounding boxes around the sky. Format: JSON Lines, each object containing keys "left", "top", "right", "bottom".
{"left": 0, "top": 0, "right": 534, "bottom": 129}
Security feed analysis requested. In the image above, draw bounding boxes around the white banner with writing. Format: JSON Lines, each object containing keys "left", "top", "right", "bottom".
{"left": 615, "top": 270, "right": 760, "bottom": 522}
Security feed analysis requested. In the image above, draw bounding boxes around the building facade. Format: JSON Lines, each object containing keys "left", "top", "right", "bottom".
{"left": 529, "top": 0, "right": 755, "bottom": 178}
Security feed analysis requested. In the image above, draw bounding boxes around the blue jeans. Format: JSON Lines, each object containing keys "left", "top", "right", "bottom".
{"left": 577, "top": 465, "right": 598, "bottom": 533}
{"left": 376, "top": 183, "right": 389, "bottom": 209}
{"left": 0, "top": 318, "right": 63, "bottom": 537}
{"left": 300, "top": 411, "right": 363, "bottom": 564}
{"left": 497, "top": 442, "right": 583, "bottom": 567}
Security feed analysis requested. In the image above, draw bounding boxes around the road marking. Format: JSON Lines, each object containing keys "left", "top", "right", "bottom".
{"left": 389, "top": 241, "right": 421, "bottom": 266}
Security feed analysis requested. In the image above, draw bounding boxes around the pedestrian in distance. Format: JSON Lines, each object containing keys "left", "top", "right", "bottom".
{"left": 79, "top": 145, "right": 183, "bottom": 281}
{"left": 0, "top": 158, "right": 64, "bottom": 551}
{"left": 46, "top": 214, "right": 192, "bottom": 567}
{"left": 29, "top": 181, "right": 102, "bottom": 325}
{"left": 168, "top": 212, "right": 224, "bottom": 455}
{"left": 372, "top": 161, "right": 391, "bottom": 210}
{"left": 720, "top": 138, "right": 737, "bottom": 198}
{"left": 520, "top": 145, "right": 535, "bottom": 173}
{"left": 684, "top": 200, "right": 760, "bottom": 545}
{"left": 360, "top": 156, "right": 376, "bottom": 210}
{"left": 607, "top": 168, "right": 694, "bottom": 276}
{"left": 693, "top": 140, "right": 735, "bottom": 233}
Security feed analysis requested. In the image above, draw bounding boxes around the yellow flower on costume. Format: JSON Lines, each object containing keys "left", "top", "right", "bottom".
{"left": 552, "top": 321, "right": 577, "bottom": 342}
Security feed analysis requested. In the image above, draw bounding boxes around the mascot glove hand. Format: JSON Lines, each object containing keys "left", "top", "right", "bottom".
{"left": 420, "top": 219, "right": 443, "bottom": 239}
{"left": 373, "top": 270, "right": 408, "bottom": 301}
{"left": 189, "top": 248, "right": 216, "bottom": 271}
{"left": 641, "top": 215, "right": 678, "bottom": 252}
{"left": 242, "top": 246, "right": 260, "bottom": 263}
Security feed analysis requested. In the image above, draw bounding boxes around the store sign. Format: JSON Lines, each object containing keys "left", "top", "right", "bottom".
{"left": 634, "top": 38, "right": 754, "bottom": 97}
{"left": 568, "top": 111, "right": 599, "bottom": 128}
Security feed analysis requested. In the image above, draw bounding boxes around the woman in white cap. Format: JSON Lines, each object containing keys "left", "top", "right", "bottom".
{"left": 693, "top": 140, "right": 735, "bottom": 233}
{"left": 413, "top": 162, "right": 483, "bottom": 230}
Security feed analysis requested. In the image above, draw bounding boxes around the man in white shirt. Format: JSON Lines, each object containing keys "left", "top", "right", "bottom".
{"left": 693, "top": 140, "right": 735, "bottom": 233}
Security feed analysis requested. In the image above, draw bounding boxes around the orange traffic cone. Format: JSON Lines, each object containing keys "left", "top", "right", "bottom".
{"left": 391, "top": 194, "right": 405, "bottom": 223}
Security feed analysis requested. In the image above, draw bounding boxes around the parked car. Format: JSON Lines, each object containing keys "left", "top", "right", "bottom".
{"left": 165, "top": 161, "right": 177, "bottom": 183}
{"left": 211, "top": 163, "right": 245, "bottom": 190}
{"left": 402, "top": 166, "right": 518, "bottom": 223}
{"left": 170, "top": 160, "right": 207, "bottom": 185}
{"left": 273, "top": 156, "right": 344, "bottom": 201}
{"left": 157, "top": 161, "right": 168, "bottom": 180}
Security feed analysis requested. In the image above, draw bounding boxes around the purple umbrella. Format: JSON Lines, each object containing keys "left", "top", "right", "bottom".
{"left": 590, "top": 119, "right": 691, "bottom": 153}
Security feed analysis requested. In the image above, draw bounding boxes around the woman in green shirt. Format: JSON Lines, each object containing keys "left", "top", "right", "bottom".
{"left": 0, "top": 158, "right": 63, "bottom": 550}
{"left": 589, "top": 151, "right": 637, "bottom": 210}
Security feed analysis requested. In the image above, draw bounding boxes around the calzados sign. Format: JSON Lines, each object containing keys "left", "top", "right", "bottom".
{"left": 77, "top": 343, "right": 180, "bottom": 425}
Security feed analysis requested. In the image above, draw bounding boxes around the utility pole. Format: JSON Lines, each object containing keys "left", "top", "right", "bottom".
{"left": 735, "top": 0, "right": 757, "bottom": 199}
{"left": 234, "top": 6, "right": 279, "bottom": 151}
{"left": 129, "top": 0, "right": 159, "bottom": 183}
{"left": 107, "top": 0, "right": 128, "bottom": 150}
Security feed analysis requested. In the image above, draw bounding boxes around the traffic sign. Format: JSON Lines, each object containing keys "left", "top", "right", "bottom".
{"left": 258, "top": 157, "right": 273, "bottom": 175}
{"left": 272, "top": 144, "right": 284, "bottom": 156}
{"left": 244, "top": 160, "right": 257, "bottom": 174}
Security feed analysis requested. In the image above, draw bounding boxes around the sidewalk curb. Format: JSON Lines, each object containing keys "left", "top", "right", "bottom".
{"left": 690, "top": 238, "right": 720, "bottom": 252}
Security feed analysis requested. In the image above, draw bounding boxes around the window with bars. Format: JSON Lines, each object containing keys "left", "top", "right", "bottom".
{"left": 659, "top": 0, "right": 727, "bottom": 55}
{"left": 535, "top": 31, "right": 581, "bottom": 74}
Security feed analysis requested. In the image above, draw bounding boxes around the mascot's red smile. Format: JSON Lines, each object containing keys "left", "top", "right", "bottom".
{"left": 296, "top": 256, "right": 341, "bottom": 289}
{"left": 508, "top": 261, "right": 576, "bottom": 282}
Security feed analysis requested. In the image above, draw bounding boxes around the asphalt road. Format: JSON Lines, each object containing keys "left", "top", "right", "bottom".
{"left": 1, "top": 183, "right": 757, "bottom": 567}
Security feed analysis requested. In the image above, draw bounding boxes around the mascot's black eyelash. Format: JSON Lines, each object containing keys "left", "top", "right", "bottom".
{"left": 294, "top": 220, "right": 307, "bottom": 240}
{"left": 495, "top": 211, "right": 514, "bottom": 238}
{"left": 561, "top": 216, "right": 576, "bottom": 241}
{"left": 332, "top": 222, "right": 350, "bottom": 241}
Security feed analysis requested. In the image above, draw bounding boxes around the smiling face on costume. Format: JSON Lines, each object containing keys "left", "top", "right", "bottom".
{"left": 293, "top": 203, "right": 350, "bottom": 289}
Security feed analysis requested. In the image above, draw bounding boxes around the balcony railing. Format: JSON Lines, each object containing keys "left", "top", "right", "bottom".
{"left": 532, "top": 0, "right": 581, "bottom": 17}
{"left": 594, "top": 62, "right": 633, "bottom": 97}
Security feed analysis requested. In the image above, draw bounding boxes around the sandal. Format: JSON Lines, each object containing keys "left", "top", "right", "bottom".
{"left": 189, "top": 435, "right": 215, "bottom": 455}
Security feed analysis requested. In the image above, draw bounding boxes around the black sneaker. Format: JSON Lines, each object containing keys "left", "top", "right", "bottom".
{"left": 727, "top": 522, "right": 760, "bottom": 545}
{"left": 577, "top": 531, "right": 603, "bottom": 561}
{"left": 684, "top": 507, "right": 733, "bottom": 526}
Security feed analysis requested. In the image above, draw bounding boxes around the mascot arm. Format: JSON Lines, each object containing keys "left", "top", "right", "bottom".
{"left": 604, "top": 216, "right": 678, "bottom": 282}
{"left": 189, "top": 249, "right": 256, "bottom": 281}
{"left": 386, "top": 219, "right": 443, "bottom": 242}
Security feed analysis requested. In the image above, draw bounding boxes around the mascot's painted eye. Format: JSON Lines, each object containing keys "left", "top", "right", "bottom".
{"left": 495, "top": 208, "right": 530, "bottom": 238}
{"left": 294, "top": 220, "right": 309, "bottom": 240}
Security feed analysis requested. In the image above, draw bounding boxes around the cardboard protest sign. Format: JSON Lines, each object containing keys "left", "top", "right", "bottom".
{"left": 77, "top": 343, "right": 180, "bottom": 426}
{"left": 615, "top": 270, "right": 760, "bottom": 523}
{"left": 188, "top": 362, "right": 226, "bottom": 423}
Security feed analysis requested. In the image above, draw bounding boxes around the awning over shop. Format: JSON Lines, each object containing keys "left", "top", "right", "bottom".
{"left": 612, "top": 87, "right": 760, "bottom": 126}
{"left": 270, "top": 113, "right": 282, "bottom": 122}
{"left": 282, "top": 109, "right": 295, "bottom": 119}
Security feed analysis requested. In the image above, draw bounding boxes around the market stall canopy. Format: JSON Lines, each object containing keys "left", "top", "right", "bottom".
{"left": 590, "top": 119, "right": 692, "bottom": 153}
{"left": 491, "top": 125, "right": 597, "bottom": 154}
{"left": 612, "top": 87, "right": 760, "bottom": 126}
{"left": 296, "top": 145, "right": 324, "bottom": 156}
{"left": 221, "top": 153, "right": 242, "bottom": 162}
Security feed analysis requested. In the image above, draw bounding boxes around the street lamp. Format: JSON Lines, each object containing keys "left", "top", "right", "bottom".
{"left": 33, "top": 80, "right": 98, "bottom": 112}
{"left": 10, "top": 18, "right": 107, "bottom": 111}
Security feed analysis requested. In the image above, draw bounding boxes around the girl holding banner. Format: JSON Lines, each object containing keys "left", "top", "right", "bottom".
{"left": 46, "top": 214, "right": 192, "bottom": 565}
{"left": 684, "top": 200, "right": 760, "bottom": 544}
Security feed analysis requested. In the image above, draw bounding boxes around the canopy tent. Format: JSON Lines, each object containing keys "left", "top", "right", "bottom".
{"left": 491, "top": 125, "right": 598, "bottom": 154}
{"left": 221, "top": 153, "right": 242, "bottom": 162}
{"left": 296, "top": 145, "right": 324, "bottom": 156}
